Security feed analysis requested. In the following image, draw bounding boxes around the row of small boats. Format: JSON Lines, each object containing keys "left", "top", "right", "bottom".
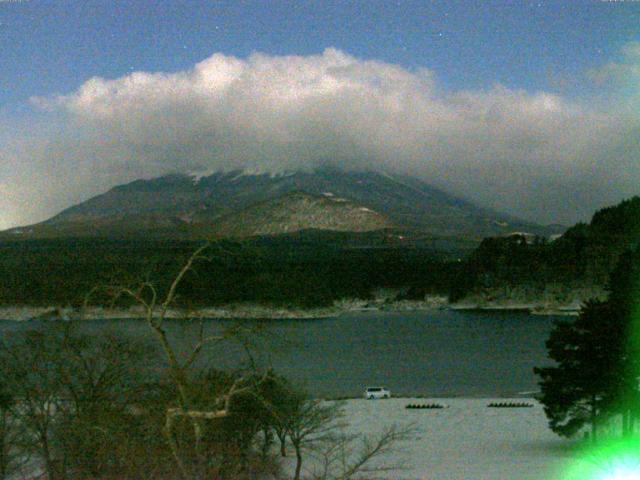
{"left": 405, "top": 402, "right": 534, "bottom": 410}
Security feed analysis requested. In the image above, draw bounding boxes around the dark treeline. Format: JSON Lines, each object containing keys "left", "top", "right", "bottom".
{"left": 4, "top": 196, "right": 637, "bottom": 309}
{"left": 450, "top": 196, "right": 640, "bottom": 301}
{"left": 0, "top": 236, "right": 462, "bottom": 308}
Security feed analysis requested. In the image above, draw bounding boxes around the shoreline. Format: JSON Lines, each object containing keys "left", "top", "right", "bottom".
{"left": 449, "top": 303, "right": 581, "bottom": 316}
{"left": 0, "top": 305, "right": 339, "bottom": 322}
{"left": 324, "top": 392, "right": 541, "bottom": 401}
{"left": 0, "top": 297, "right": 581, "bottom": 321}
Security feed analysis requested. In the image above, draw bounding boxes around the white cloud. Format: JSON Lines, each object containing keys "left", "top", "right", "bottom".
{"left": 621, "top": 41, "right": 640, "bottom": 60}
{"left": 2, "top": 47, "right": 639, "bottom": 228}
{"left": 588, "top": 41, "right": 640, "bottom": 93}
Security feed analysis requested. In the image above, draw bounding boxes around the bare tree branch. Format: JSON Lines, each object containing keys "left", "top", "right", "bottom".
{"left": 160, "top": 242, "right": 211, "bottom": 322}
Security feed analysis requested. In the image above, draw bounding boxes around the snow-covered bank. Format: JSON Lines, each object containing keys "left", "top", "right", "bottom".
{"left": 0, "top": 304, "right": 336, "bottom": 321}
{"left": 303, "top": 398, "right": 581, "bottom": 480}
{"left": 0, "top": 301, "right": 569, "bottom": 322}
{"left": 0, "top": 297, "right": 450, "bottom": 321}
{"left": 451, "top": 285, "right": 607, "bottom": 316}
{"left": 0, "top": 293, "right": 588, "bottom": 321}
{"left": 449, "top": 302, "right": 581, "bottom": 316}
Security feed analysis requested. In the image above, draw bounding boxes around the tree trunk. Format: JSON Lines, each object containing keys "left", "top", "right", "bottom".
{"left": 0, "top": 438, "right": 6, "bottom": 480}
{"left": 293, "top": 442, "right": 302, "bottom": 480}
{"left": 0, "top": 412, "right": 6, "bottom": 480}
{"left": 42, "top": 441, "right": 60, "bottom": 480}
{"left": 260, "top": 427, "right": 273, "bottom": 459}
{"left": 591, "top": 395, "right": 598, "bottom": 443}
{"left": 276, "top": 431, "right": 286, "bottom": 457}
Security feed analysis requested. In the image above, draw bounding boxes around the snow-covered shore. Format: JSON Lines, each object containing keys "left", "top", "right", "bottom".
{"left": 0, "top": 304, "right": 336, "bottom": 321}
{"left": 0, "top": 295, "right": 585, "bottom": 321}
{"left": 450, "top": 285, "right": 607, "bottom": 316}
{"left": 306, "top": 397, "right": 582, "bottom": 480}
{"left": 0, "top": 297, "right": 450, "bottom": 321}
{"left": 449, "top": 302, "right": 582, "bottom": 316}
{"left": 2, "top": 292, "right": 605, "bottom": 322}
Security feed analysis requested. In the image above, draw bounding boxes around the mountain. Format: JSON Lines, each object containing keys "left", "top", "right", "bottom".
{"left": 3, "top": 168, "right": 561, "bottom": 240}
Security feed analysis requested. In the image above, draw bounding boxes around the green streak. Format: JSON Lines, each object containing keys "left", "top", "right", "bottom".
{"left": 560, "top": 438, "right": 640, "bottom": 479}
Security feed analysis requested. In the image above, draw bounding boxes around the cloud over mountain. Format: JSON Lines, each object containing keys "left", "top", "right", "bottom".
{"left": 2, "top": 46, "right": 639, "bottom": 229}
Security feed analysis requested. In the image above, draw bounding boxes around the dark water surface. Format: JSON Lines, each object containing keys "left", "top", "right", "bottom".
{"left": 0, "top": 310, "right": 560, "bottom": 398}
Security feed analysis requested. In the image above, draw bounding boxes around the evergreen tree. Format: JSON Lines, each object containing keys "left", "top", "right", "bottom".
{"left": 609, "top": 248, "right": 640, "bottom": 437}
{"left": 534, "top": 248, "right": 640, "bottom": 440}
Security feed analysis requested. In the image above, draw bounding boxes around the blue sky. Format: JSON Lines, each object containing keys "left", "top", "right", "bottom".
{"left": 0, "top": 1, "right": 639, "bottom": 229}
{"left": 2, "top": 0, "right": 638, "bottom": 108}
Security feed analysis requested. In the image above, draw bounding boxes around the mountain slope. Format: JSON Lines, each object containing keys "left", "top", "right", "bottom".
{"left": 207, "top": 191, "right": 393, "bottom": 237}
{"left": 4, "top": 168, "right": 560, "bottom": 240}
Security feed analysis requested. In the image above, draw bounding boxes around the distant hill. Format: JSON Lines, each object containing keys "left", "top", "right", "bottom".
{"left": 451, "top": 196, "right": 640, "bottom": 306}
{"left": 2, "top": 168, "right": 562, "bottom": 241}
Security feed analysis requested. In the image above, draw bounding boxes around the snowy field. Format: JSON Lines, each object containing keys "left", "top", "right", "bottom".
{"left": 309, "top": 398, "right": 583, "bottom": 480}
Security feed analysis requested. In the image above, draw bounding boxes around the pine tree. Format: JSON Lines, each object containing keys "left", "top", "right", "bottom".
{"left": 534, "top": 247, "right": 640, "bottom": 441}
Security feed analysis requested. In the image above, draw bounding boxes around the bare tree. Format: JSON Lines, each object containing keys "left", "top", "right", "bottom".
{"left": 288, "top": 400, "right": 342, "bottom": 480}
{"left": 0, "top": 321, "right": 158, "bottom": 480}
{"left": 266, "top": 381, "right": 413, "bottom": 480}
{"left": 54, "top": 328, "right": 155, "bottom": 479}
{"left": 310, "top": 424, "right": 413, "bottom": 480}
{"left": 0, "top": 328, "right": 68, "bottom": 480}
{"left": 0, "top": 384, "right": 30, "bottom": 480}
{"left": 76, "top": 242, "right": 412, "bottom": 480}
{"left": 86, "top": 242, "right": 271, "bottom": 479}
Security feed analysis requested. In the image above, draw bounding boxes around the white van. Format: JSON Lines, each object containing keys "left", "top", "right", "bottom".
{"left": 364, "top": 386, "right": 391, "bottom": 399}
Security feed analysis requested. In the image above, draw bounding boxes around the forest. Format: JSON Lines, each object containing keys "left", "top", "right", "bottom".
{"left": 0, "top": 236, "right": 460, "bottom": 309}
{"left": 449, "top": 196, "right": 640, "bottom": 301}
{"left": 1, "top": 196, "right": 638, "bottom": 310}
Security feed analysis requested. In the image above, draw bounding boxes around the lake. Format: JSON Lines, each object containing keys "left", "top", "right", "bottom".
{"left": 0, "top": 309, "right": 560, "bottom": 398}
